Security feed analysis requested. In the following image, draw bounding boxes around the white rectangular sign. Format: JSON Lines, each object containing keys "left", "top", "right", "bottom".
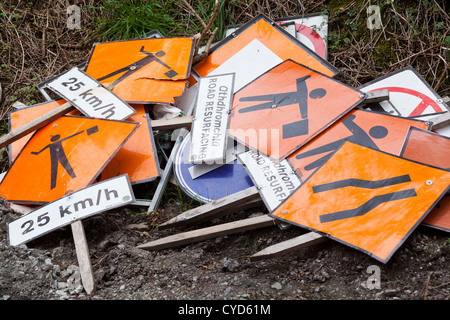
{"left": 190, "top": 73, "right": 235, "bottom": 164}
{"left": 8, "top": 175, "right": 135, "bottom": 246}
{"left": 45, "top": 67, "right": 136, "bottom": 120}
{"left": 238, "top": 150, "right": 301, "bottom": 211}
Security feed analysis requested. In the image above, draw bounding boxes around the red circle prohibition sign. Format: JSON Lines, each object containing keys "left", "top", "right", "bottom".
{"left": 276, "top": 22, "right": 327, "bottom": 59}
{"left": 370, "top": 87, "right": 443, "bottom": 117}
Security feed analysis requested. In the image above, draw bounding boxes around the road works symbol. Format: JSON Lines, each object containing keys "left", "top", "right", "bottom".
{"left": 238, "top": 75, "right": 327, "bottom": 139}
{"left": 96, "top": 46, "right": 178, "bottom": 87}
{"left": 294, "top": 113, "right": 388, "bottom": 172}
{"left": 31, "top": 125, "right": 99, "bottom": 190}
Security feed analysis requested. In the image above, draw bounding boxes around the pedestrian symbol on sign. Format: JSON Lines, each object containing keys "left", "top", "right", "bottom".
{"left": 30, "top": 126, "right": 99, "bottom": 189}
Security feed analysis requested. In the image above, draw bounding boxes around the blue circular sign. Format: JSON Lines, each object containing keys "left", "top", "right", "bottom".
{"left": 173, "top": 132, "right": 254, "bottom": 203}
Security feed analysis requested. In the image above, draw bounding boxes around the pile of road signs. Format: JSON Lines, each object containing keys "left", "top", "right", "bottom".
{"left": 2, "top": 12, "right": 450, "bottom": 268}
{"left": 141, "top": 13, "right": 450, "bottom": 264}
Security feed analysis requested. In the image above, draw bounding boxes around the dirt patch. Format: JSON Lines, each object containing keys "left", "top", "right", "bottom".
{"left": 1, "top": 196, "right": 449, "bottom": 301}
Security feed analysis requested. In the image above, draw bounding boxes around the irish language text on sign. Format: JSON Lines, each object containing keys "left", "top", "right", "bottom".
{"left": 238, "top": 150, "right": 301, "bottom": 211}
{"left": 8, "top": 175, "right": 135, "bottom": 246}
{"left": 190, "top": 73, "right": 235, "bottom": 164}
{"left": 45, "top": 67, "right": 136, "bottom": 120}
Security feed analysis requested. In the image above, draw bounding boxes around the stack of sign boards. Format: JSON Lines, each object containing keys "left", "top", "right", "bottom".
{"left": 144, "top": 13, "right": 450, "bottom": 264}
{"left": 2, "top": 12, "right": 450, "bottom": 269}
{"left": 0, "top": 36, "right": 199, "bottom": 256}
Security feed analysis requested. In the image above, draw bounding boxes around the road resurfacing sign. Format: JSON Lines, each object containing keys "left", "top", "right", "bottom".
{"left": 0, "top": 116, "right": 139, "bottom": 205}
{"left": 288, "top": 109, "right": 431, "bottom": 181}
{"left": 174, "top": 132, "right": 253, "bottom": 203}
{"left": 194, "top": 14, "right": 338, "bottom": 93}
{"left": 8, "top": 175, "right": 135, "bottom": 246}
{"left": 84, "top": 37, "right": 195, "bottom": 104}
{"left": 237, "top": 150, "right": 301, "bottom": 211}
{"left": 358, "top": 66, "right": 449, "bottom": 120}
{"left": 44, "top": 67, "right": 136, "bottom": 120}
{"left": 229, "top": 59, "right": 364, "bottom": 162}
{"left": 190, "top": 73, "right": 235, "bottom": 164}
{"left": 270, "top": 141, "right": 450, "bottom": 263}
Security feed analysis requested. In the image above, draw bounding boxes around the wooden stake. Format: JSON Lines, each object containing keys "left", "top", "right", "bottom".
{"left": 158, "top": 186, "right": 260, "bottom": 229}
{"left": 137, "top": 214, "right": 277, "bottom": 251}
{"left": 0, "top": 102, "right": 75, "bottom": 149}
{"left": 150, "top": 116, "right": 193, "bottom": 131}
{"left": 250, "top": 231, "right": 327, "bottom": 261}
{"left": 9, "top": 202, "right": 96, "bottom": 295}
{"left": 71, "top": 221, "right": 96, "bottom": 295}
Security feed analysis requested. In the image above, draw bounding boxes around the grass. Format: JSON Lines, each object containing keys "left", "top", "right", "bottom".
{"left": 86, "top": 0, "right": 183, "bottom": 41}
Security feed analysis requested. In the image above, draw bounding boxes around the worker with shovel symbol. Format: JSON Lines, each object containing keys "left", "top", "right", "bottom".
{"left": 295, "top": 114, "right": 389, "bottom": 174}
{"left": 96, "top": 46, "right": 178, "bottom": 87}
{"left": 30, "top": 125, "right": 99, "bottom": 190}
{"left": 238, "top": 75, "right": 327, "bottom": 139}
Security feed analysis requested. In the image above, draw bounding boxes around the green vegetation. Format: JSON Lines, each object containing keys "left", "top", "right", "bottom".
{"left": 86, "top": 0, "right": 182, "bottom": 41}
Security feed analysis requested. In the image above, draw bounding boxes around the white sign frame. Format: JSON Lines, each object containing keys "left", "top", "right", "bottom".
{"left": 237, "top": 150, "right": 301, "bottom": 211}
{"left": 8, "top": 175, "right": 135, "bottom": 246}
{"left": 189, "top": 73, "right": 235, "bottom": 164}
{"left": 44, "top": 67, "right": 136, "bottom": 121}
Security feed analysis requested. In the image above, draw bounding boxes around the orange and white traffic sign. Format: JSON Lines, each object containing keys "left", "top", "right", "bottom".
{"left": 194, "top": 14, "right": 338, "bottom": 92}
{"left": 270, "top": 141, "right": 450, "bottom": 263}
{"left": 84, "top": 37, "right": 195, "bottom": 104}
{"left": 8, "top": 99, "right": 80, "bottom": 164}
{"left": 229, "top": 59, "right": 364, "bottom": 162}
{"left": 98, "top": 104, "right": 161, "bottom": 184}
{"left": 289, "top": 109, "right": 432, "bottom": 181}
{"left": 0, "top": 116, "right": 139, "bottom": 205}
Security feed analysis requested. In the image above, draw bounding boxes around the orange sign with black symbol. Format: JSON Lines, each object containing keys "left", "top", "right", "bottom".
{"left": 229, "top": 59, "right": 364, "bottom": 162}
{"left": 98, "top": 104, "right": 161, "bottom": 184}
{"left": 270, "top": 142, "right": 450, "bottom": 263}
{"left": 0, "top": 116, "right": 139, "bottom": 205}
{"left": 7, "top": 100, "right": 81, "bottom": 164}
{"left": 84, "top": 37, "right": 194, "bottom": 104}
{"left": 399, "top": 127, "right": 450, "bottom": 232}
{"left": 288, "top": 109, "right": 431, "bottom": 181}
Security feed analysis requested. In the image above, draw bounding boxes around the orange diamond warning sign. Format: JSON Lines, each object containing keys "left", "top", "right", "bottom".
{"left": 0, "top": 116, "right": 139, "bottom": 205}
{"left": 84, "top": 37, "right": 194, "bottom": 103}
{"left": 229, "top": 59, "right": 364, "bottom": 161}
{"left": 270, "top": 141, "right": 450, "bottom": 263}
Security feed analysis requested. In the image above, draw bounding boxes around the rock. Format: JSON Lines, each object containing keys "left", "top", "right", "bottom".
{"left": 384, "top": 289, "right": 398, "bottom": 297}
{"left": 271, "top": 282, "right": 282, "bottom": 290}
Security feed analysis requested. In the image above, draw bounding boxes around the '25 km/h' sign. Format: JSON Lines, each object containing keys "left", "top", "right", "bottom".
{"left": 44, "top": 67, "right": 136, "bottom": 121}
{"left": 8, "top": 175, "right": 135, "bottom": 247}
